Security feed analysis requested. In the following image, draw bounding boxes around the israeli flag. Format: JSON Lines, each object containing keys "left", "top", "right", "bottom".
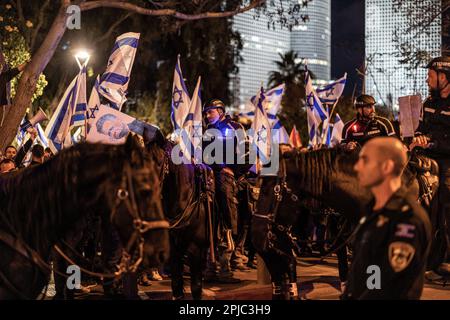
{"left": 36, "top": 123, "right": 48, "bottom": 148}
{"left": 330, "top": 113, "right": 344, "bottom": 147}
{"left": 99, "top": 32, "right": 140, "bottom": 111}
{"left": 321, "top": 105, "right": 331, "bottom": 146}
{"left": 69, "top": 65, "right": 87, "bottom": 129}
{"left": 250, "top": 83, "right": 285, "bottom": 115}
{"left": 251, "top": 87, "right": 272, "bottom": 164}
{"left": 85, "top": 75, "right": 102, "bottom": 136}
{"left": 305, "top": 69, "right": 328, "bottom": 124}
{"left": 316, "top": 73, "right": 347, "bottom": 105}
{"left": 269, "top": 115, "right": 289, "bottom": 144}
{"left": 242, "top": 84, "right": 288, "bottom": 144}
{"left": 171, "top": 55, "right": 191, "bottom": 131}
{"left": 305, "top": 69, "right": 327, "bottom": 147}
{"left": 16, "top": 118, "right": 27, "bottom": 147}
{"left": 182, "top": 76, "right": 202, "bottom": 163}
{"left": 45, "top": 67, "right": 86, "bottom": 154}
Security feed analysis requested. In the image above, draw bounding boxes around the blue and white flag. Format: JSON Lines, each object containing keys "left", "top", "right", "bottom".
{"left": 250, "top": 83, "right": 285, "bottom": 115}
{"left": 321, "top": 105, "right": 331, "bottom": 146}
{"left": 182, "top": 76, "right": 202, "bottom": 163}
{"left": 171, "top": 55, "right": 191, "bottom": 131}
{"left": 270, "top": 115, "right": 289, "bottom": 144}
{"left": 330, "top": 113, "right": 344, "bottom": 147}
{"left": 99, "top": 32, "right": 140, "bottom": 110}
{"left": 86, "top": 75, "right": 102, "bottom": 137}
{"left": 251, "top": 87, "right": 271, "bottom": 164}
{"left": 87, "top": 75, "right": 101, "bottom": 117}
{"left": 316, "top": 73, "right": 347, "bottom": 105}
{"left": 16, "top": 117, "right": 27, "bottom": 147}
{"left": 16, "top": 118, "right": 49, "bottom": 148}
{"left": 305, "top": 69, "right": 327, "bottom": 147}
{"left": 36, "top": 123, "right": 48, "bottom": 148}
{"left": 45, "top": 67, "right": 87, "bottom": 154}
{"left": 242, "top": 84, "right": 288, "bottom": 144}
{"left": 69, "top": 65, "right": 87, "bottom": 129}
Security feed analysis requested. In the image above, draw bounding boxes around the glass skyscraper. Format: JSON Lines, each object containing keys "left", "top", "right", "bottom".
{"left": 231, "top": 0, "right": 331, "bottom": 109}
{"left": 365, "top": 0, "right": 442, "bottom": 108}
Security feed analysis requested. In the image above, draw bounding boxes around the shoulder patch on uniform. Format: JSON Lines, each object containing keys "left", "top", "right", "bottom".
{"left": 395, "top": 223, "right": 416, "bottom": 238}
{"left": 389, "top": 242, "right": 415, "bottom": 272}
{"left": 376, "top": 215, "right": 389, "bottom": 227}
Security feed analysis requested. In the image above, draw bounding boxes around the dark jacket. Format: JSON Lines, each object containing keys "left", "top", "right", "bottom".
{"left": 415, "top": 95, "right": 450, "bottom": 157}
{"left": 203, "top": 115, "right": 251, "bottom": 177}
{"left": 341, "top": 115, "right": 396, "bottom": 145}
{"left": 14, "top": 139, "right": 32, "bottom": 168}
{"left": 343, "top": 187, "right": 431, "bottom": 300}
{"left": 0, "top": 67, "right": 20, "bottom": 106}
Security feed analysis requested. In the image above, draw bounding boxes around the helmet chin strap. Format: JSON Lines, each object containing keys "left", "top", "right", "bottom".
{"left": 433, "top": 72, "right": 450, "bottom": 98}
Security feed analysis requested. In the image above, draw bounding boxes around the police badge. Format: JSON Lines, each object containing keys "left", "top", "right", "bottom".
{"left": 388, "top": 242, "right": 415, "bottom": 272}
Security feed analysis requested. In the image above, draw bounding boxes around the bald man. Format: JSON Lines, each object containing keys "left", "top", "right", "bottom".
{"left": 342, "top": 137, "right": 431, "bottom": 300}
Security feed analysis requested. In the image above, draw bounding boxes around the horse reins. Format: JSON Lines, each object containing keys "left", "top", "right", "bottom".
{"left": 55, "top": 161, "right": 170, "bottom": 279}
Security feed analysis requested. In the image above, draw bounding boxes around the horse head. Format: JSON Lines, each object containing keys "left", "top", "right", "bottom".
{"left": 105, "top": 134, "right": 170, "bottom": 269}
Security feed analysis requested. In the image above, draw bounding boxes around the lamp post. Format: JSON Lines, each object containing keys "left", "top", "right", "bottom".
{"left": 73, "top": 49, "right": 91, "bottom": 141}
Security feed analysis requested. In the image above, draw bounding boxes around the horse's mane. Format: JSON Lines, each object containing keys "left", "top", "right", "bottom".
{"left": 0, "top": 142, "right": 127, "bottom": 255}
{"left": 284, "top": 147, "right": 358, "bottom": 198}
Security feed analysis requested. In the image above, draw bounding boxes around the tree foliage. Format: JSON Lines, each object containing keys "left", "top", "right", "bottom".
{"left": 0, "top": 3, "right": 47, "bottom": 109}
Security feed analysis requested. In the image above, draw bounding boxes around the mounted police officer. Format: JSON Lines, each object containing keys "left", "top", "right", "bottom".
{"left": 341, "top": 94, "right": 396, "bottom": 151}
{"left": 409, "top": 56, "right": 450, "bottom": 278}
{"left": 343, "top": 137, "right": 431, "bottom": 299}
{"left": 202, "top": 99, "right": 250, "bottom": 282}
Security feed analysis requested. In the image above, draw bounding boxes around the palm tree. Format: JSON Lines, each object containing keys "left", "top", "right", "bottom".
{"left": 268, "top": 50, "right": 311, "bottom": 88}
{"left": 268, "top": 50, "right": 313, "bottom": 142}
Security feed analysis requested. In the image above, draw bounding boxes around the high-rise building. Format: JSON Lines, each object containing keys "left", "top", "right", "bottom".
{"left": 231, "top": 0, "right": 331, "bottom": 109}
{"left": 291, "top": 0, "right": 331, "bottom": 86}
{"left": 365, "top": 0, "right": 442, "bottom": 108}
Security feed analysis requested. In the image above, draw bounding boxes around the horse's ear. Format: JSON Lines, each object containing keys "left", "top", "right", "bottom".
{"left": 124, "top": 133, "right": 142, "bottom": 156}
{"left": 143, "top": 124, "right": 166, "bottom": 148}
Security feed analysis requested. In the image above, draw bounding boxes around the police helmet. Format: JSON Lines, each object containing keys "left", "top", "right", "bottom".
{"left": 425, "top": 56, "right": 450, "bottom": 78}
{"left": 354, "top": 94, "right": 376, "bottom": 108}
{"left": 203, "top": 99, "right": 225, "bottom": 114}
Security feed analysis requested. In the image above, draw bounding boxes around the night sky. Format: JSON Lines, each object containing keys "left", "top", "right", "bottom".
{"left": 331, "top": 0, "right": 365, "bottom": 96}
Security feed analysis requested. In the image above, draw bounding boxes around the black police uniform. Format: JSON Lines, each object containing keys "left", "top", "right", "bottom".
{"left": 341, "top": 115, "right": 396, "bottom": 145}
{"left": 203, "top": 114, "right": 250, "bottom": 277}
{"left": 343, "top": 187, "right": 431, "bottom": 299}
{"left": 415, "top": 94, "right": 450, "bottom": 267}
{"left": 203, "top": 115, "right": 250, "bottom": 234}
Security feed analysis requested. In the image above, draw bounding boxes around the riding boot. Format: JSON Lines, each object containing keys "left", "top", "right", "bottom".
{"left": 286, "top": 282, "right": 299, "bottom": 300}
{"left": 271, "top": 282, "right": 284, "bottom": 300}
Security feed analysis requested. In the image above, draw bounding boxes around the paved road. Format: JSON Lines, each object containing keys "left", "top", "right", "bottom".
{"left": 46, "top": 256, "right": 450, "bottom": 300}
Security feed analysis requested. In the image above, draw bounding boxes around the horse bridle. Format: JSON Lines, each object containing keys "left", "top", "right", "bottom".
{"left": 56, "top": 159, "right": 171, "bottom": 278}
{"left": 110, "top": 161, "right": 169, "bottom": 274}
{"left": 252, "top": 155, "right": 300, "bottom": 253}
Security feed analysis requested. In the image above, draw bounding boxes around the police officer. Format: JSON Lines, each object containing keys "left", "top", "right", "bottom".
{"left": 202, "top": 99, "right": 250, "bottom": 282}
{"left": 343, "top": 137, "right": 431, "bottom": 299}
{"left": 409, "top": 56, "right": 450, "bottom": 277}
{"left": 0, "top": 59, "right": 27, "bottom": 127}
{"left": 341, "top": 94, "right": 396, "bottom": 151}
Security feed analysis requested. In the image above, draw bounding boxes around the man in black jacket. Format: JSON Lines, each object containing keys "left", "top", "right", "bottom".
{"left": 343, "top": 137, "right": 431, "bottom": 299}
{"left": 203, "top": 99, "right": 251, "bottom": 282}
{"left": 410, "top": 56, "right": 450, "bottom": 277}
{"left": 341, "top": 94, "right": 396, "bottom": 151}
{"left": 0, "top": 60, "right": 27, "bottom": 126}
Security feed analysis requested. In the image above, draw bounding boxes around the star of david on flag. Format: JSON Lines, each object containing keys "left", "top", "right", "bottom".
{"left": 251, "top": 87, "right": 272, "bottom": 165}
{"left": 171, "top": 55, "right": 191, "bottom": 131}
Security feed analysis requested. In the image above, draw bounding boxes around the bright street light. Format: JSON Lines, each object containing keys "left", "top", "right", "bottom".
{"left": 74, "top": 49, "right": 91, "bottom": 69}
